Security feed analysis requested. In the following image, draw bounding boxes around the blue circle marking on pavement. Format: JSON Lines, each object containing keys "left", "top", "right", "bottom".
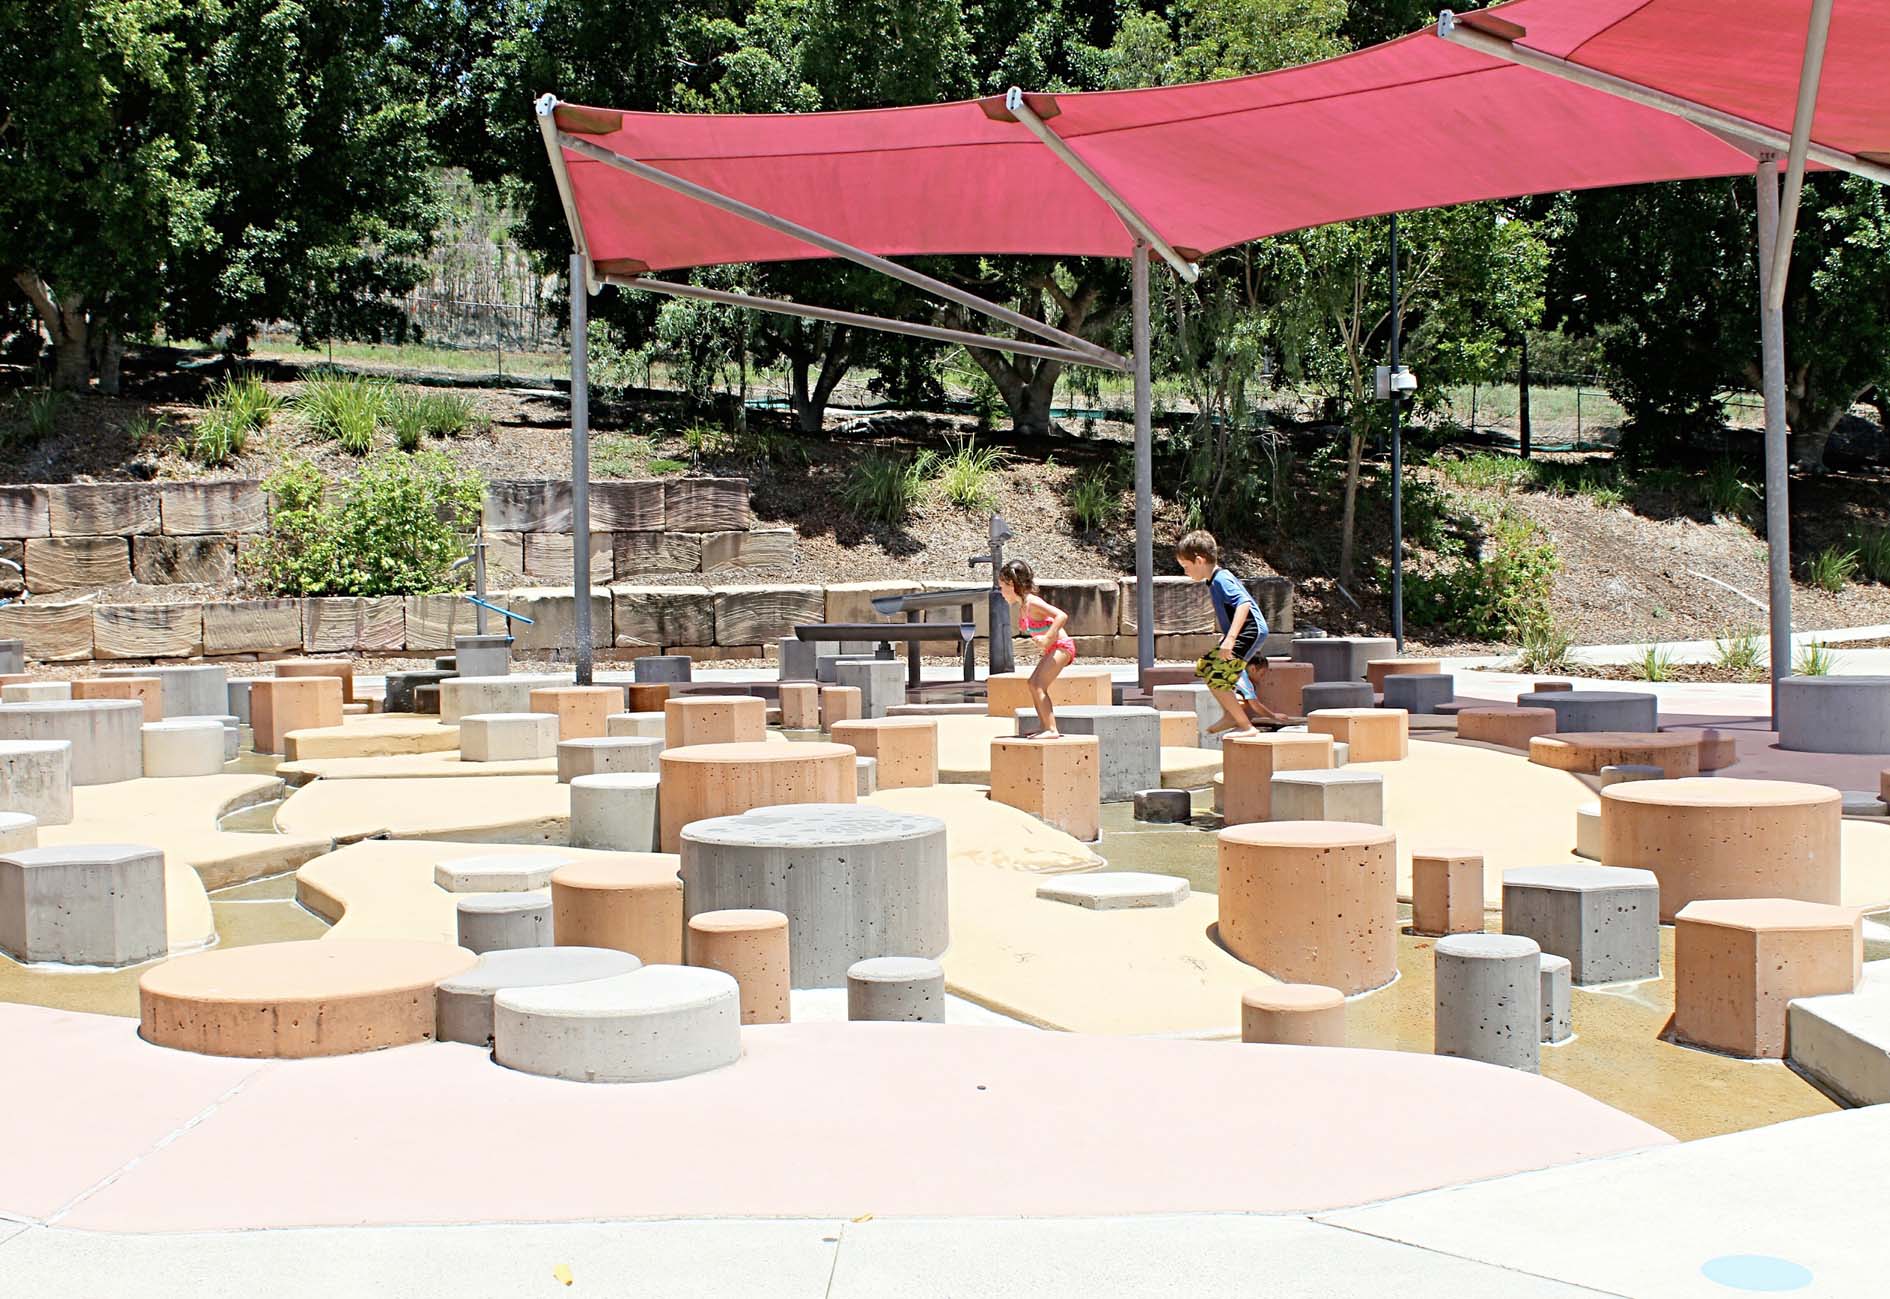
{"left": 1700, "top": 1255, "right": 1814, "bottom": 1292}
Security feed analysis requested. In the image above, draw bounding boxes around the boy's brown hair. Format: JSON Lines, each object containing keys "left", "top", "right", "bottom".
{"left": 1175, "top": 530, "right": 1220, "bottom": 564}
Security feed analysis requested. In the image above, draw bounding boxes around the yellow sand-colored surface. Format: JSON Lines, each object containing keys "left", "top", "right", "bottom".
{"left": 274, "top": 775, "right": 569, "bottom": 845}
{"left": 867, "top": 784, "right": 1101, "bottom": 874}
{"left": 1161, "top": 746, "right": 1221, "bottom": 789}
{"left": 930, "top": 715, "right": 1222, "bottom": 788}
{"left": 281, "top": 714, "right": 459, "bottom": 760}
{"left": 297, "top": 839, "right": 678, "bottom": 943}
{"left": 276, "top": 752, "right": 557, "bottom": 783}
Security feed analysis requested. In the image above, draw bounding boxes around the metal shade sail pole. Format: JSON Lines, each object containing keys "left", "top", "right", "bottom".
{"left": 1770, "top": 0, "right": 1836, "bottom": 309}
{"left": 569, "top": 252, "right": 594, "bottom": 686}
{"left": 1756, "top": 160, "right": 1794, "bottom": 724}
{"left": 1389, "top": 215, "right": 1405, "bottom": 652}
{"left": 1131, "top": 239, "right": 1155, "bottom": 676}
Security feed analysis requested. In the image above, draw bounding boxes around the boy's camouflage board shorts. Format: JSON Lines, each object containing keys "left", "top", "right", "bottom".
{"left": 1195, "top": 650, "right": 1250, "bottom": 692}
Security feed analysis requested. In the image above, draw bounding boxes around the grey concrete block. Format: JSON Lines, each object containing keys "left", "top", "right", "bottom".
{"left": 605, "top": 711, "right": 666, "bottom": 741}
{"left": 2, "top": 683, "right": 68, "bottom": 703}
{"left": 633, "top": 654, "right": 693, "bottom": 684}
{"left": 434, "top": 850, "right": 572, "bottom": 894}
{"left": 1292, "top": 636, "right": 1396, "bottom": 683}
{"left": 1301, "top": 681, "right": 1375, "bottom": 713}
{"left": 1151, "top": 683, "right": 1222, "bottom": 748}
{"left": 1777, "top": 676, "right": 1890, "bottom": 754}
{"left": 103, "top": 664, "right": 227, "bottom": 718}
{"left": 438, "top": 674, "right": 568, "bottom": 724}
{"left": 0, "top": 701, "right": 141, "bottom": 785}
{"left": 1514, "top": 689, "right": 1657, "bottom": 734}
{"left": 556, "top": 737, "right": 662, "bottom": 783}
{"left": 1434, "top": 932, "right": 1542, "bottom": 1073}
{"left": 458, "top": 713, "right": 558, "bottom": 763}
{"left": 1035, "top": 872, "right": 1190, "bottom": 910}
{"left": 455, "top": 891, "right": 554, "bottom": 954}
{"left": 0, "top": 811, "right": 37, "bottom": 853}
{"left": 225, "top": 679, "right": 253, "bottom": 726}
{"left": 385, "top": 671, "right": 454, "bottom": 714}
{"left": 1269, "top": 768, "right": 1384, "bottom": 824}
{"left": 568, "top": 773, "right": 661, "bottom": 852}
{"left": 1788, "top": 960, "right": 1890, "bottom": 1106}
{"left": 0, "top": 740, "right": 72, "bottom": 825}
{"left": 0, "top": 640, "right": 22, "bottom": 675}
{"left": 1598, "top": 764, "right": 1665, "bottom": 786}
{"left": 1134, "top": 788, "right": 1191, "bottom": 822}
{"left": 1383, "top": 673, "right": 1455, "bottom": 713}
{"left": 856, "top": 756, "right": 878, "bottom": 797}
{"left": 1013, "top": 705, "right": 1159, "bottom": 801}
{"left": 1841, "top": 791, "right": 1890, "bottom": 817}
{"left": 816, "top": 652, "right": 879, "bottom": 685}
{"left": 436, "top": 945, "right": 641, "bottom": 1046}
{"left": 493, "top": 964, "right": 742, "bottom": 1083}
{"left": 1501, "top": 864, "right": 1660, "bottom": 985}
{"left": 453, "top": 634, "right": 512, "bottom": 680}
{"left": 847, "top": 956, "right": 945, "bottom": 1023}
{"left": 681, "top": 804, "right": 948, "bottom": 988}
{"left": 0, "top": 843, "right": 167, "bottom": 966}
{"left": 835, "top": 659, "right": 905, "bottom": 720}
{"left": 1540, "top": 953, "right": 1572, "bottom": 1044}
{"left": 777, "top": 637, "right": 818, "bottom": 682}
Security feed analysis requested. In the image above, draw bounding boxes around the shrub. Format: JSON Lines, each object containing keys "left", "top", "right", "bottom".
{"left": 647, "top": 457, "right": 688, "bottom": 475}
{"left": 387, "top": 391, "right": 427, "bottom": 453}
{"left": 188, "top": 406, "right": 249, "bottom": 466}
{"left": 842, "top": 451, "right": 927, "bottom": 525}
{"left": 1795, "top": 641, "right": 1837, "bottom": 676}
{"left": 246, "top": 452, "right": 483, "bottom": 596}
{"left": 216, "top": 373, "right": 280, "bottom": 432}
{"left": 295, "top": 372, "right": 390, "bottom": 454}
{"left": 126, "top": 411, "right": 171, "bottom": 454}
{"left": 682, "top": 423, "right": 732, "bottom": 460}
{"left": 2, "top": 388, "right": 64, "bottom": 448}
{"left": 1438, "top": 452, "right": 1531, "bottom": 492}
{"left": 1701, "top": 459, "right": 1755, "bottom": 519}
{"left": 1405, "top": 508, "right": 1559, "bottom": 640}
{"left": 1514, "top": 619, "right": 1575, "bottom": 673}
{"left": 1712, "top": 629, "right": 1766, "bottom": 681}
{"left": 1806, "top": 544, "right": 1859, "bottom": 593}
{"left": 1847, "top": 525, "right": 1890, "bottom": 583}
{"left": 1069, "top": 474, "right": 1117, "bottom": 532}
{"left": 1635, "top": 643, "right": 1676, "bottom": 682}
{"left": 936, "top": 437, "right": 1004, "bottom": 511}
{"left": 414, "top": 391, "right": 481, "bottom": 438}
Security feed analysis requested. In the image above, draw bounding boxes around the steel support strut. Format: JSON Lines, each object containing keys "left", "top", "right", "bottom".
{"left": 1131, "top": 240, "right": 1155, "bottom": 676}
{"left": 1756, "top": 160, "right": 1794, "bottom": 723}
{"left": 569, "top": 252, "right": 594, "bottom": 685}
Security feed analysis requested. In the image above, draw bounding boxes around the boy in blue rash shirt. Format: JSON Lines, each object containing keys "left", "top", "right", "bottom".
{"left": 1174, "top": 529, "right": 1287, "bottom": 734}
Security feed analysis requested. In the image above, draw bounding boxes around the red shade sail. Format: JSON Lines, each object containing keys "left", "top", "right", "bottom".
{"left": 542, "top": 0, "right": 1889, "bottom": 276}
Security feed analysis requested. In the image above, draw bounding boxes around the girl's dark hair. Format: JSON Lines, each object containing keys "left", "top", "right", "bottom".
{"left": 999, "top": 557, "right": 1036, "bottom": 594}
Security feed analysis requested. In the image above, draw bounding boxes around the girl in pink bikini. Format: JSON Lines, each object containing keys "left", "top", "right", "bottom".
{"left": 998, "top": 558, "right": 1074, "bottom": 738}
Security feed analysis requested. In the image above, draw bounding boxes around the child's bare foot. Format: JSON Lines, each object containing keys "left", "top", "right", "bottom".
{"left": 1227, "top": 726, "right": 1261, "bottom": 739}
{"left": 1039, "top": 729, "right": 1062, "bottom": 740}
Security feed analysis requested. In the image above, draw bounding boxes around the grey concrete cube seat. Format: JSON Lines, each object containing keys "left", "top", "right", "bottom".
{"left": 634, "top": 655, "right": 694, "bottom": 684}
{"left": 0, "top": 842, "right": 167, "bottom": 967}
{"left": 816, "top": 652, "right": 880, "bottom": 685}
{"left": 1383, "top": 673, "right": 1455, "bottom": 713}
{"left": 1291, "top": 636, "right": 1397, "bottom": 683}
{"left": 1540, "top": 953, "right": 1572, "bottom": 1044}
{"left": 455, "top": 891, "right": 553, "bottom": 954}
{"left": 1501, "top": 864, "right": 1660, "bottom": 984}
{"left": 847, "top": 956, "right": 945, "bottom": 1023}
{"left": 855, "top": 756, "right": 878, "bottom": 796}
{"left": 777, "top": 636, "right": 819, "bottom": 682}
{"left": 1299, "top": 681, "right": 1375, "bottom": 713}
{"left": 1013, "top": 704, "right": 1160, "bottom": 801}
{"left": 557, "top": 736, "right": 662, "bottom": 783}
{"left": 385, "top": 670, "right": 454, "bottom": 713}
{"left": 1269, "top": 768, "right": 1384, "bottom": 824}
{"left": 436, "top": 945, "right": 640, "bottom": 1046}
{"left": 835, "top": 658, "right": 906, "bottom": 719}
{"left": 1151, "top": 684, "right": 1221, "bottom": 748}
{"left": 0, "top": 739, "right": 74, "bottom": 825}
{"left": 434, "top": 850, "right": 572, "bottom": 894}
{"left": 458, "top": 712, "right": 558, "bottom": 762}
{"left": 0, "top": 812, "right": 37, "bottom": 853}
{"left": 1514, "top": 689, "right": 1657, "bottom": 734}
{"left": 103, "top": 664, "right": 227, "bottom": 718}
{"left": 1134, "top": 788, "right": 1191, "bottom": 822}
{"left": 493, "top": 964, "right": 741, "bottom": 1083}
{"left": 453, "top": 634, "right": 512, "bottom": 679}
{"left": 1036, "top": 872, "right": 1190, "bottom": 910}
{"left": 1776, "top": 676, "right": 1890, "bottom": 755}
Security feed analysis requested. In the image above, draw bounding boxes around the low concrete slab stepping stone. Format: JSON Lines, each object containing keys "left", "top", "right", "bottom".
{"left": 493, "top": 964, "right": 742, "bottom": 1083}
{"left": 1841, "top": 791, "right": 1889, "bottom": 817}
{"left": 1789, "top": 959, "right": 1890, "bottom": 1106}
{"left": 435, "top": 945, "right": 641, "bottom": 1046}
{"left": 434, "top": 850, "right": 573, "bottom": 894}
{"left": 1036, "top": 872, "right": 1190, "bottom": 910}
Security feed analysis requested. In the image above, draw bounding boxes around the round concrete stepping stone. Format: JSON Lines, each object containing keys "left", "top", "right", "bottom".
{"left": 105, "top": 663, "right": 227, "bottom": 718}
{"left": 139, "top": 939, "right": 476, "bottom": 1058}
{"left": 657, "top": 741, "right": 855, "bottom": 852}
{"left": 557, "top": 736, "right": 662, "bottom": 783}
{"left": 1035, "top": 872, "right": 1190, "bottom": 910}
{"left": 0, "top": 700, "right": 142, "bottom": 785}
{"left": 1529, "top": 731, "right": 1699, "bottom": 779}
{"left": 1840, "top": 790, "right": 1888, "bottom": 817}
{"left": 1514, "top": 689, "right": 1657, "bottom": 734}
{"left": 435, "top": 850, "right": 572, "bottom": 894}
{"left": 141, "top": 718, "right": 226, "bottom": 778}
{"left": 847, "top": 955, "right": 945, "bottom": 1023}
{"left": 1240, "top": 983, "right": 1345, "bottom": 1046}
{"left": 1601, "top": 777, "right": 1841, "bottom": 921}
{"left": 1218, "top": 821, "right": 1396, "bottom": 995}
{"left": 0, "top": 811, "right": 36, "bottom": 852}
{"left": 1434, "top": 932, "right": 1542, "bottom": 1073}
{"left": 1456, "top": 706, "right": 1557, "bottom": 748}
{"left": 1573, "top": 800, "right": 1601, "bottom": 860}
{"left": 681, "top": 803, "right": 948, "bottom": 987}
{"left": 1599, "top": 763, "right": 1665, "bottom": 786}
{"left": 456, "top": 891, "right": 554, "bottom": 954}
{"left": 0, "top": 842, "right": 167, "bottom": 966}
{"left": 459, "top": 712, "right": 558, "bottom": 763}
{"left": 686, "top": 908, "right": 789, "bottom": 1024}
{"left": 569, "top": 773, "right": 661, "bottom": 852}
{"left": 436, "top": 946, "right": 643, "bottom": 1046}
{"left": 0, "top": 739, "right": 72, "bottom": 825}
{"left": 550, "top": 855, "right": 685, "bottom": 966}
{"left": 492, "top": 964, "right": 741, "bottom": 1083}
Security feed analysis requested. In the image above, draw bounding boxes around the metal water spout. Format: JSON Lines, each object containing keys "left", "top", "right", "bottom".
{"left": 967, "top": 515, "right": 1015, "bottom": 675}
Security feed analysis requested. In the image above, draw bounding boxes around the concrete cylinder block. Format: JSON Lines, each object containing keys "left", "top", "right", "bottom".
{"left": 458, "top": 712, "right": 558, "bottom": 763}
{"left": 657, "top": 741, "right": 855, "bottom": 853}
{"left": 1501, "top": 864, "right": 1661, "bottom": 985}
{"left": 624, "top": 682, "right": 672, "bottom": 714}
{"left": 1600, "top": 763, "right": 1666, "bottom": 786}
{"left": 989, "top": 735, "right": 1102, "bottom": 842}
{"left": 1364, "top": 658, "right": 1441, "bottom": 692}
{"left": 686, "top": 908, "right": 790, "bottom": 1024}
{"left": 0, "top": 740, "right": 72, "bottom": 825}
{"left": 1540, "top": 953, "right": 1572, "bottom": 1044}
{"left": 569, "top": 773, "right": 661, "bottom": 852}
{"left": 248, "top": 677, "right": 342, "bottom": 755}
{"left": 104, "top": 664, "right": 227, "bottom": 719}
{"left": 606, "top": 711, "right": 667, "bottom": 741}
{"left": 830, "top": 717, "right": 939, "bottom": 790}
{"left": 1012, "top": 705, "right": 1159, "bottom": 802}
{"left": 550, "top": 854, "right": 684, "bottom": 965}
{"left": 435, "top": 945, "right": 641, "bottom": 1047}
{"left": 634, "top": 655, "right": 694, "bottom": 684}
{"left": 456, "top": 891, "right": 553, "bottom": 954}
{"left": 453, "top": 634, "right": 512, "bottom": 680}
{"left": 1291, "top": 636, "right": 1396, "bottom": 683}
{"left": 1600, "top": 777, "right": 1841, "bottom": 920}
{"left": 275, "top": 657, "right": 356, "bottom": 704}
{"left": 664, "top": 695, "right": 766, "bottom": 749}
{"left": 779, "top": 681, "right": 821, "bottom": 730}
{"left": 1456, "top": 707, "right": 1557, "bottom": 748}
{"left": 1530, "top": 731, "right": 1699, "bottom": 779}
{"left": 435, "top": 850, "right": 572, "bottom": 894}
{"left": 1515, "top": 689, "right": 1657, "bottom": 734}
{"left": 847, "top": 955, "right": 945, "bottom": 1023}
{"left": 71, "top": 676, "right": 160, "bottom": 720}
{"left": 855, "top": 756, "right": 878, "bottom": 796}
{"left": 557, "top": 736, "right": 662, "bottom": 783}
{"left": 528, "top": 685, "right": 622, "bottom": 741}
{"left": 141, "top": 718, "right": 226, "bottom": 778}
{"left": 1673, "top": 898, "right": 1862, "bottom": 1059}
{"left": 492, "top": 964, "right": 742, "bottom": 1083}
{"left": 1776, "top": 676, "right": 1890, "bottom": 754}
{"left": 681, "top": 803, "right": 947, "bottom": 988}
{"left": 821, "top": 685, "right": 863, "bottom": 729}
{"left": 1218, "top": 822, "right": 1397, "bottom": 995}
{"left": 1221, "top": 732, "right": 1334, "bottom": 825}
{"left": 0, "top": 700, "right": 141, "bottom": 785}
{"left": 835, "top": 659, "right": 906, "bottom": 720}
{"left": 1434, "top": 932, "right": 1543, "bottom": 1073}
{"left": 1134, "top": 788, "right": 1192, "bottom": 823}
{"left": 1573, "top": 801, "right": 1601, "bottom": 859}
{"left": 1382, "top": 672, "right": 1455, "bottom": 714}
{"left": 1240, "top": 983, "right": 1346, "bottom": 1046}
{"left": 0, "top": 811, "right": 38, "bottom": 852}
{"left": 1307, "top": 708, "right": 1407, "bottom": 762}
{"left": 2, "top": 683, "right": 69, "bottom": 703}
{"left": 438, "top": 674, "right": 568, "bottom": 725}
{"left": 0, "top": 842, "right": 167, "bottom": 966}
{"left": 1300, "top": 682, "right": 1375, "bottom": 714}
{"left": 225, "top": 678, "right": 253, "bottom": 725}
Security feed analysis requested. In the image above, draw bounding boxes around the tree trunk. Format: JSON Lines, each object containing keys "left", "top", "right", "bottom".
{"left": 787, "top": 326, "right": 852, "bottom": 435}
{"left": 1518, "top": 334, "right": 1532, "bottom": 458}
{"left": 1337, "top": 423, "right": 1365, "bottom": 588}
{"left": 94, "top": 329, "right": 124, "bottom": 397}
{"left": 15, "top": 272, "right": 90, "bottom": 391}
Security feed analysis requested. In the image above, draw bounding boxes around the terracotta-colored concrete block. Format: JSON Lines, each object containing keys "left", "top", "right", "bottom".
{"left": 1240, "top": 983, "right": 1346, "bottom": 1046}
{"left": 830, "top": 718, "right": 938, "bottom": 790}
{"left": 821, "top": 685, "right": 862, "bottom": 729}
{"left": 779, "top": 681, "right": 820, "bottom": 730}
{"left": 664, "top": 694, "right": 766, "bottom": 748}
{"left": 1218, "top": 821, "right": 1397, "bottom": 995}
{"left": 71, "top": 675, "right": 161, "bottom": 722}
{"left": 1528, "top": 731, "right": 1701, "bottom": 779}
{"left": 549, "top": 853, "right": 685, "bottom": 964}
{"left": 625, "top": 682, "right": 671, "bottom": 713}
{"left": 1307, "top": 708, "right": 1407, "bottom": 762}
{"left": 985, "top": 665, "right": 1111, "bottom": 717}
{"left": 687, "top": 907, "right": 790, "bottom": 1025}
{"left": 1364, "top": 658, "right": 1441, "bottom": 692}
{"left": 1600, "top": 777, "right": 1842, "bottom": 921}
{"left": 1532, "top": 680, "right": 1574, "bottom": 692}
{"left": 989, "top": 735, "right": 1101, "bottom": 842}
{"left": 1158, "top": 711, "right": 1199, "bottom": 747}
{"left": 1254, "top": 660, "right": 1314, "bottom": 718}
{"left": 1457, "top": 706, "right": 1557, "bottom": 748}
{"left": 137, "top": 939, "right": 475, "bottom": 1058}
{"left": 250, "top": 676, "right": 343, "bottom": 754}
{"left": 1672, "top": 898, "right": 1862, "bottom": 1059}
{"left": 529, "top": 685, "right": 622, "bottom": 740}
{"left": 1411, "top": 850, "right": 1485, "bottom": 936}
{"left": 656, "top": 740, "right": 855, "bottom": 852}
{"left": 275, "top": 657, "right": 355, "bottom": 703}
{"left": 1685, "top": 728, "right": 1739, "bottom": 771}
{"left": 1220, "top": 732, "right": 1334, "bottom": 825}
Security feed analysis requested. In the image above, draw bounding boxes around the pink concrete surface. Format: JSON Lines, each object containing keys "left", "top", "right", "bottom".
{"left": 1, "top": 1005, "right": 1669, "bottom": 1231}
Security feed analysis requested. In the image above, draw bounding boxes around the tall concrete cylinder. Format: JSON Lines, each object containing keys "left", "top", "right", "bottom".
{"left": 1434, "top": 933, "right": 1542, "bottom": 1073}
